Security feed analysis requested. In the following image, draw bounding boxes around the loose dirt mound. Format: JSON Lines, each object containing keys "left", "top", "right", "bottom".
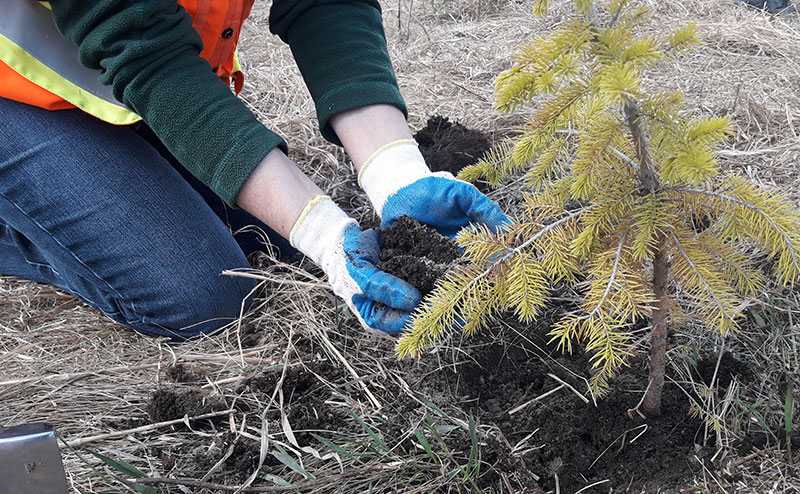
{"left": 147, "top": 390, "right": 213, "bottom": 423}
{"left": 408, "top": 326, "right": 705, "bottom": 492}
{"left": 414, "top": 115, "right": 493, "bottom": 188}
{"left": 694, "top": 351, "right": 753, "bottom": 390}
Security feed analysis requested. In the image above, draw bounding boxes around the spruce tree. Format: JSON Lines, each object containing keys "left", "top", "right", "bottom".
{"left": 396, "top": 0, "right": 800, "bottom": 416}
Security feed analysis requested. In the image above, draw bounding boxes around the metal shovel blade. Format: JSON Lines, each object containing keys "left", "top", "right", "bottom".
{"left": 0, "top": 423, "right": 69, "bottom": 494}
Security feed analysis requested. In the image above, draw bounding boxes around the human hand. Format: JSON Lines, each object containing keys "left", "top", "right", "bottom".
{"left": 290, "top": 196, "right": 420, "bottom": 332}
{"left": 358, "top": 140, "right": 509, "bottom": 237}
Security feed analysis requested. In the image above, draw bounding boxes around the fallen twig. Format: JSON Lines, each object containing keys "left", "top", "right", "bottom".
{"left": 222, "top": 269, "right": 328, "bottom": 290}
{"left": 0, "top": 363, "right": 159, "bottom": 387}
{"left": 133, "top": 477, "right": 300, "bottom": 492}
{"left": 64, "top": 409, "right": 235, "bottom": 448}
{"left": 133, "top": 463, "right": 407, "bottom": 492}
{"left": 547, "top": 373, "right": 590, "bottom": 404}
{"left": 508, "top": 384, "right": 566, "bottom": 415}
{"left": 2, "top": 350, "right": 278, "bottom": 388}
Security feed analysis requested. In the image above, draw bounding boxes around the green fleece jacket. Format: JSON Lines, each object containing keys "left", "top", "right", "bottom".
{"left": 48, "top": 0, "right": 406, "bottom": 206}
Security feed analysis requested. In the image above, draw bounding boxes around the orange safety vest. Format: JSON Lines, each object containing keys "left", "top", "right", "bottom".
{"left": 0, "top": 0, "right": 253, "bottom": 124}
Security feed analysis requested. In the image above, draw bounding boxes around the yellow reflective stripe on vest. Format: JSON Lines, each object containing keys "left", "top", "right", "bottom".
{"left": 232, "top": 50, "right": 241, "bottom": 75}
{"left": 0, "top": 1, "right": 140, "bottom": 125}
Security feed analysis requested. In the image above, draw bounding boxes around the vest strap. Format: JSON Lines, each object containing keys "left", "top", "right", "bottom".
{"left": 0, "top": 1, "right": 139, "bottom": 124}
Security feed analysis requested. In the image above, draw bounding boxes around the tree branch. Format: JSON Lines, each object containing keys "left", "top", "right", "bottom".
{"left": 669, "top": 231, "right": 733, "bottom": 322}
{"left": 509, "top": 208, "right": 586, "bottom": 257}
{"left": 65, "top": 410, "right": 235, "bottom": 448}
{"left": 587, "top": 228, "right": 630, "bottom": 320}
{"left": 418, "top": 209, "right": 587, "bottom": 339}
{"left": 664, "top": 186, "right": 800, "bottom": 269}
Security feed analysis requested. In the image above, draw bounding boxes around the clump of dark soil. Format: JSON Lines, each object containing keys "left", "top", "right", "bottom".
{"left": 379, "top": 215, "right": 461, "bottom": 295}
{"left": 146, "top": 389, "right": 213, "bottom": 423}
{"left": 222, "top": 436, "right": 275, "bottom": 478}
{"left": 151, "top": 357, "right": 357, "bottom": 484}
{"left": 173, "top": 432, "right": 285, "bottom": 483}
{"left": 414, "top": 115, "right": 493, "bottom": 181}
{"left": 240, "top": 358, "right": 353, "bottom": 444}
{"left": 236, "top": 321, "right": 263, "bottom": 348}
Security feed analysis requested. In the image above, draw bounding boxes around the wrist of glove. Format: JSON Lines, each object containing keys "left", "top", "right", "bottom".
{"left": 290, "top": 195, "right": 420, "bottom": 332}
{"left": 358, "top": 140, "right": 509, "bottom": 237}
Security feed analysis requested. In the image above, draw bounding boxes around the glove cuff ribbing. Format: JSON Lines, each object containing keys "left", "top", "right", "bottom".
{"left": 290, "top": 195, "right": 356, "bottom": 267}
{"left": 357, "top": 139, "right": 431, "bottom": 215}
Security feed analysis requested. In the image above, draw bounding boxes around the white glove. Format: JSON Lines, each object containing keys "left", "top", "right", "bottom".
{"left": 358, "top": 139, "right": 509, "bottom": 237}
{"left": 289, "top": 195, "right": 420, "bottom": 332}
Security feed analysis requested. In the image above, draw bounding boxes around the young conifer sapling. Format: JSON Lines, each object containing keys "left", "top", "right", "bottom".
{"left": 397, "top": 0, "right": 800, "bottom": 417}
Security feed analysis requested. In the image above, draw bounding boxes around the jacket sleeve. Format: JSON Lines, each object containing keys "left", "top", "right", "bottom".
{"left": 48, "top": 0, "right": 287, "bottom": 206}
{"left": 269, "top": 0, "right": 407, "bottom": 145}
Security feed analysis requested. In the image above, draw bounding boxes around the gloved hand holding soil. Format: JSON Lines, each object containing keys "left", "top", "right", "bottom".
{"left": 377, "top": 215, "right": 462, "bottom": 297}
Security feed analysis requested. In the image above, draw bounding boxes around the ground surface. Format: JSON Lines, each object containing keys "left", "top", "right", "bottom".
{"left": 2, "top": 1, "right": 800, "bottom": 493}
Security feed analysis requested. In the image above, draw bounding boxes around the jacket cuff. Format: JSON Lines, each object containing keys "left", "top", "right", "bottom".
{"left": 214, "top": 129, "right": 288, "bottom": 207}
{"left": 315, "top": 82, "right": 407, "bottom": 146}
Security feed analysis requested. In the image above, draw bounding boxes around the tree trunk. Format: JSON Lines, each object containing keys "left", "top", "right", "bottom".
{"left": 623, "top": 97, "right": 669, "bottom": 417}
{"left": 642, "top": 239, "right": 669, "bottom": 417}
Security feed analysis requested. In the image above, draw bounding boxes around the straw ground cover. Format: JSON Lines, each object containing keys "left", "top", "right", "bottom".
{"left": 1, "top": 1, "right": 798, "bottom": 492}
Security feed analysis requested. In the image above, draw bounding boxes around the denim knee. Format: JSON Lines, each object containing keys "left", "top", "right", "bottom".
{"left": 0, "top": 99, "right": 265, "bottom": 342}
{"left": 122, "top": 268, "right": 259, "bottom": 341}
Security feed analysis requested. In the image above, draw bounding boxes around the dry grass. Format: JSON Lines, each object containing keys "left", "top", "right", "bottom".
{"left": 1, "top": 1, "right": 799, "bottom": 492}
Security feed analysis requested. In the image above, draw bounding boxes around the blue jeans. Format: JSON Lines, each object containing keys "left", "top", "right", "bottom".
{"left": 0, "top": 98, "right": 293, "bottom": 340}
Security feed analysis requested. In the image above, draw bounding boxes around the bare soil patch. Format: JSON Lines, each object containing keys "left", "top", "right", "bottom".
{"left": 426, "top": 331, "right": 703, "bottom": 493}
{"left": 414, "top": 115, "right": 494, "bottom": 186}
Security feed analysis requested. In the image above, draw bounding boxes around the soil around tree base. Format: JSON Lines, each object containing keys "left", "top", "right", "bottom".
{"left": 373, "top": 209, "right": 705, "bottom": 491}
{"left": 408, "top": 326, "right": 712, "bottom": 493}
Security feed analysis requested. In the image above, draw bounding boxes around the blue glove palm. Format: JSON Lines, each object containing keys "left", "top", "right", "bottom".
{"left": 359, "top": 140, "right": 509, "bottom": 239}
{"left": 382, "top": 175, "right": 509, "bottom": 238}
{"left": 342, "top": 226, "right": 420, "bottom": 332}
{"left": 290, "top": 196, "right": 420, "bottom": 333}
